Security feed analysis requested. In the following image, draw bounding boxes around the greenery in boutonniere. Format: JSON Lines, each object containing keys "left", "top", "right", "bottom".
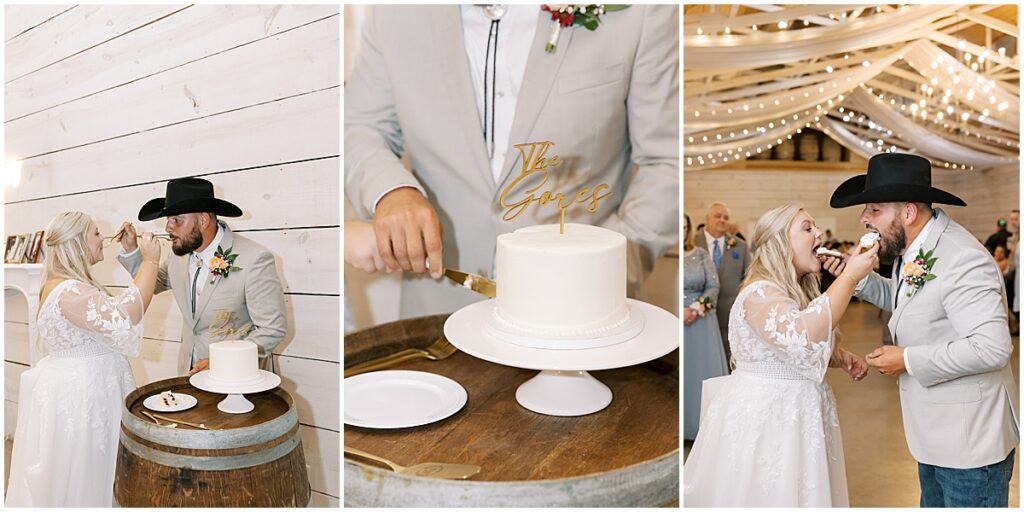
{"left": 901, "top": 248, "right": 938, "bottom": 297}
{"left": 209, "top": 246, "right": 243, "bottom": 284}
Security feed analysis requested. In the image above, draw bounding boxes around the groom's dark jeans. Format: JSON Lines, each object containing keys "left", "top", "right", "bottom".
{"left": 919, "top": 449, "right": 1015, "bottom": 507}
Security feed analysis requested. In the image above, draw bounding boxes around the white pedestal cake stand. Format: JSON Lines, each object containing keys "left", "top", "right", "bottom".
{"left": 444, "top": 299, "right": 679, "bottom": 417}
{"left": 189, "top": 370, "right": 281, "bottom": 414}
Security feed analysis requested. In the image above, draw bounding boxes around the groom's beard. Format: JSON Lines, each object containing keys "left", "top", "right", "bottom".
{"left": 878, "top": 218, "right": 907, "bottom": 264}
{"left": 171, "top": 224, "right": 203, "bottom": 256}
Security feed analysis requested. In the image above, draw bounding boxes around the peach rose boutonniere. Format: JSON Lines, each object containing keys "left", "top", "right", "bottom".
{"left": 901, "top": 248, "right": 937, "bottom": 298}
{"left": 209, "top": 246, "right": 243, "bottom": 284}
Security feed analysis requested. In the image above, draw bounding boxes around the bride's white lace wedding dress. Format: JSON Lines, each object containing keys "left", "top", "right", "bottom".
{"left": 683, "top": 279, "right": 849, "bottom": 507}
{"left": 6, "top": 279, "right": 143, "bottom": 507}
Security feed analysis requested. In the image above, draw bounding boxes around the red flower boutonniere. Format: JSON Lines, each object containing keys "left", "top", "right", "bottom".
{"left": 541, "top": 4, "right": 629, "bottom": 53}
{"left": 209, "top": 246, "right": 243, "bottom": 284}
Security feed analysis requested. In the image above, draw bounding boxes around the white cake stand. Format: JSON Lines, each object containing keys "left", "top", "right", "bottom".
{"left": 444, "top": 299, "right": 679, "bottom": 417}
{"left": 189, "top": 370, "right": 281, "bottom": 414}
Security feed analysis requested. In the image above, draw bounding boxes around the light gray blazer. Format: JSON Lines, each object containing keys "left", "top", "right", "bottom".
{"left": 856, "top": 209, "right": 1019, "bottom": 468}
{"left": 695, "top": 229, "right": 750, "bottom": 340}
{"left": 345, "top": 5, "right": 679, "bottom": 318}
{"left": 119, "top": 222, "right": 287, "bottom": 375}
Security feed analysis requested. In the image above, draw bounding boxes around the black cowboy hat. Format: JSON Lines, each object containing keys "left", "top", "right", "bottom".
{"left": 138, "top": 178, "right": 243, "bottom": 221}
{"left": 829, "top": 153, "right": 966, "bottom": 208}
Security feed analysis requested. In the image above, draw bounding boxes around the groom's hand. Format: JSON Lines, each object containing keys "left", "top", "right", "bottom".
{"left": 866, "top": 345, "right": 905, "bottom": 376}
{"left": 374, "top": 187, "right": 443, "bottom": 278}
{"left": 188, "top": 358, "right": 210, "bottom": 376}
{"left": 820, "top": 254, "right": 846, "bottom": 276}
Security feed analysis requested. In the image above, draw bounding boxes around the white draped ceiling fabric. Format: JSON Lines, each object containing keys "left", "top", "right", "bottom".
{"left": 684, "top": 4, "right": 1020, "bottom": 171}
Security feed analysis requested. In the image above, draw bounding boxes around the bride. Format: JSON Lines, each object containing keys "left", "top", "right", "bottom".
{"left": 683, "top": 205, "right": 877, "bottom": 507}
{"left": 5, "top": 212, "right": 161, "bottom": 507}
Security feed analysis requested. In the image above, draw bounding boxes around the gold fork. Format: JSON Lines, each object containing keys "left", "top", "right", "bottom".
{"left": 102, "top": 232, "right": 172, "bottom": 247}
{"left": 344, "top": 336, "right": 458, "bottom": 378}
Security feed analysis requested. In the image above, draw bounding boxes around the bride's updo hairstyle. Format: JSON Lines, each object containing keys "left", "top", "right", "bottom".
{"left": 742, "top": 205, "right": 821, "bottom": 310}
{"left": 43, "top": 212, "right": 109, "bottom": 295}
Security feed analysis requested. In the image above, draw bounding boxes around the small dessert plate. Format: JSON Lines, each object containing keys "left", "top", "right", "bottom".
{"left": 143, "top": 392, "right": 198, "bottom": 413}
{"left": 344, "top": 371, "right": 467, "bottom": 429}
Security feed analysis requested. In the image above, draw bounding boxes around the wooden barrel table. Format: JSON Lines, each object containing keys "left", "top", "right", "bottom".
{"left": 114, "top": 377, "right": 310, "bottom": 507}
{"left": 344, "top": 315, "right": 679, "bottom": 507}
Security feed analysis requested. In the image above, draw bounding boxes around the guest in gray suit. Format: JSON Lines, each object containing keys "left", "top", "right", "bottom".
{"left": 695, "top": 202, "right": 750, "bottom": 363}
{"left": 345, "top": 5, "right": 679, "bottom": 319}
{"left": 822, "top": 153, "right": 1019, "bottom": 508}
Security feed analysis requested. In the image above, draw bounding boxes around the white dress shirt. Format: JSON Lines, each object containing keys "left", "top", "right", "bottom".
{"left": 460, "top": 4, "right": 537, "bottom": 182}
{"left": 190, "top": 225, "right": 226, "bottom": 300}
{"left": 898, "top": 212, "right": 937, "bottom": 376}
{"left": 704, "top": 230, "right": 726, "bottom": 259}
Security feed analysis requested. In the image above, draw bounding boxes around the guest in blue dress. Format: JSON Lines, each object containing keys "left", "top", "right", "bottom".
{"left": 683, "top": 214, "right": 730, "bottom": 440}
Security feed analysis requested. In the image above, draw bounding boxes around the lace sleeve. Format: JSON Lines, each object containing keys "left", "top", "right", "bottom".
{"left": 742, "top": 282, "right": 834, "bottom": 381}
{"left": 57, "top": 282, "right": 143, "bottom": 357}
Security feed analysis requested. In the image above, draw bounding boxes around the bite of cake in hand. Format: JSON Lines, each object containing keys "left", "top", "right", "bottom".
{"left": 859, "top": 232, "right": 880, "bottom": 248}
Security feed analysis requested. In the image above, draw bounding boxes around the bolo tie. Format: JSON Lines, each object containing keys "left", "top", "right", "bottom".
{"left": 481, "top": 5, "right": 507, "bottom": 159}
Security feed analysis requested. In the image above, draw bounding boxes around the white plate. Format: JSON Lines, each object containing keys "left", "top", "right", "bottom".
{"left": 344, "top": 371, "right": 467, "bottom": 429}
{"left": 143, "top": 392, "right": 198, "bottom": 413}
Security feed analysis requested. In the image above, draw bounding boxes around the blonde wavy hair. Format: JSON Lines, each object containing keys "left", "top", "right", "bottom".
{"left": 741, "top": 205, "right": 821, "bottom": 309}
{"left": 42, "top": 212, "right": 109, "bottom": 296}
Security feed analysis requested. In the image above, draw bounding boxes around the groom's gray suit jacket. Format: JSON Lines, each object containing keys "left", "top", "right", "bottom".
{"left": 119, "top": 222, "right": 287, "bottom": 374}
{"left": 856, "top": 209, "right": 1019, "bottom": 469}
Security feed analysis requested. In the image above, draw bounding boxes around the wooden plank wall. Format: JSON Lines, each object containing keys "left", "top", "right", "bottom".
{"left": 3, "top": 5, "right": 340, "bottom": 506}
{"left": 684, "top": 166, "right": 1018, "bottom": 244}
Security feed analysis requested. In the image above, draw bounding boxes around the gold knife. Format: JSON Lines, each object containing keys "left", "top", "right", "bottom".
{"left": 443, "top": 267, "right": 496, "bottom": 298}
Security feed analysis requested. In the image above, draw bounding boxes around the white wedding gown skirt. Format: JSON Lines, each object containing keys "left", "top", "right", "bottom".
{"left": 6, "top": 279, "right": 143, "bottom": 508}
{"left": 684, "top": 280, "right": 850, "bottom": 507}
{"left": 6, "top": 351, "right": 136, "bottom": 507}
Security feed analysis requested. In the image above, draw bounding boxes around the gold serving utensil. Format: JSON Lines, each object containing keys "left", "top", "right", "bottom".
{"left": 443, "top": 267, "right": 497, "bottom": 298}
{"left": 344, "top": 336, "right": 458, "bottom": 378}
{"left": 344, "top": 446, "right": 481, "bottom": 480}
{"left": 141, "top": 410, "right": 177, "bottom": 428}
{"left": 149, "top": 412, "right": 212, "bottom": 430}
{"left": 102, "top": 232, "right": 172, "bottom": 247}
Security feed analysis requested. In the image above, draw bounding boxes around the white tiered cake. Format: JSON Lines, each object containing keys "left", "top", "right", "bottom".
{"left": 208, "top": 340, "right": 260, "bottom": 383}
{"left": 493, "top": 223, "right": 629, "bottom": 341}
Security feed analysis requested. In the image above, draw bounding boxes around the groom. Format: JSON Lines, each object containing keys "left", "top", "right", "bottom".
{"left": 822, "top": 153, "right": 1019, "bottom": 507}
{"left": 118, "top": 178, "right": 287, "bottom": 375}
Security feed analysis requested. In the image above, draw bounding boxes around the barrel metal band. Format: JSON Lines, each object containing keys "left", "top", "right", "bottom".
{"left": 122, "top": 407, "right": 298, "bottom": 450}
{"left": 119, "top": 429, "right": 301, "bottom": 471}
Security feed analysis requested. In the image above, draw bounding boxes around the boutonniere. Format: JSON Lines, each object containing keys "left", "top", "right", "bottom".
{"left": 540, "top": 4, "right": 629, "bottom": 53}
{"left": 902, "top": 248, "right": 938, "bottom": 298}
{"left": 209, "top": 246, "right": 243, "bottom": 284}
{"left": 725, "top": 236, "right": 737, "bottom": 250}
{"left": 689, "top": 296, "right": 714, "bottom": 317}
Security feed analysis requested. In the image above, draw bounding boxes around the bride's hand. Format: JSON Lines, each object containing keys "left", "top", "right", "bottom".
{"left": 138, "top": 232, "right": 161, "bottom": 263}
{"left": 840, "top": 241, "right": 880, "bottom": 283}
{"left": 838, "top": 348, "right": 869, "bottom": 381}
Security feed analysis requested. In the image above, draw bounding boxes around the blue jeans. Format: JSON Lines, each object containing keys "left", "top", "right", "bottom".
{"left": 919, "top": 449, "right": 1015, "bottom": 507}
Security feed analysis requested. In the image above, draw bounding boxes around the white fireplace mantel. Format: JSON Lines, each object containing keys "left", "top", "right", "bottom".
{"left": 5, "top": 264, "right": 44, "bottom": 365}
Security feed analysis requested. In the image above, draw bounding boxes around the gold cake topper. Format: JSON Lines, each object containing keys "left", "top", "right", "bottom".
{"left": 499, "top": 141, "right": 612, "bottom": 234}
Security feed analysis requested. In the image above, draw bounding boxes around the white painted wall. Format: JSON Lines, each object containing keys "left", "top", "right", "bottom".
{"left": 4, "top": 5, "right": 340, "bottom": 506}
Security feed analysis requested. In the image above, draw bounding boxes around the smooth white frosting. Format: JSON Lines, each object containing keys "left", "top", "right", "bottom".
{"left": 209, "top": 340, "right": 259, "bottom": 383}
{"left": 494, "top": 223, "right": 629, "bottom": 338}
{"left": 860, "top": 232, "right": 880, "bottom": 248}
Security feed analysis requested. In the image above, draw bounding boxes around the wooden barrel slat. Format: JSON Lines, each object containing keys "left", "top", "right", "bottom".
{"left": 114, "top": 377, "right": 310, "bottom": 507}
{"left": 344, "top": 314, "right": 679, "bottom": 507}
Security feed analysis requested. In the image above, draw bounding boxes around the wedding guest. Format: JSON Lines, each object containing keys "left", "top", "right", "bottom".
{"left": 684, "top": 205, "right": 873, "bottom": 506}
{"left": 695, "top": 202, "right": 750, "bottom": 362}
{"left": 822, "top": 153, "right": 1018, "bottom": 507}
{"left": 682, "top": 214, "right": 728, "bottom": 440}
{"left": 117, "top": 178, "right": 286, "bottom": 375}
{"left": 6, "top": 213, "right": 161, "bottom": 507}
{"left": 345, "top": 5, "right": 679, "bottom": 319}
{"left": 993, "top": 245, "right": 1010, "bottom": 275}
{"left": 1007, "top": 209, "right": 1019, "bottom": 323}
{"left": 725, "top": 222, "right": 745, "bottom": 241}
{"left": 985, "top": 218, "right": 1010, "bottom": 254}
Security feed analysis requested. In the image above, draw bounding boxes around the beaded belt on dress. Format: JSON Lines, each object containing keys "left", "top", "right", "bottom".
{"left": 734, "top": 361, "right": 809, "bottom": 381}
{"left": 48, "top": 343, "right": 114, "bottom": 359}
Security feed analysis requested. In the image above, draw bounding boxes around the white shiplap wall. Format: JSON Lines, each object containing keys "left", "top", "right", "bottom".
{"left": 4, "top": 5, "right": 339, "bottom": 506}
